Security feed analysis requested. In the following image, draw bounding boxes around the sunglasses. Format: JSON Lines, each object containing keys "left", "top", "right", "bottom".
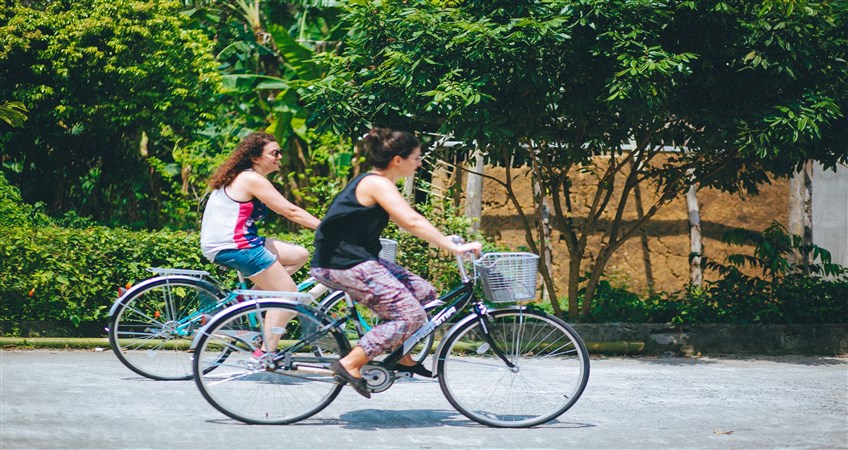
{"left": 268, "top": 150, "right": 282, "bottom": 158}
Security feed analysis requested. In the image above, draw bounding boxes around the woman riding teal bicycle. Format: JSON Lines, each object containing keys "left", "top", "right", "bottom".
{"left": 310, "top": 127, "right": 482, "bottom": 398}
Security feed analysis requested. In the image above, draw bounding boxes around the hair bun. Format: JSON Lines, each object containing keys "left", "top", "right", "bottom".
{"left": 364, "top": 127, "right": 390, "bottom": 148}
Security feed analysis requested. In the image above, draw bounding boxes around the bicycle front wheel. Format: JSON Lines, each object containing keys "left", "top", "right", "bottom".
{"left": 192, "top": 300, "right": 349, "bottom": 425}
{"left": 108, "top": 276, "right": 224, "bottom": 380}
{"left": 437, "top": 308, "right": 589, "bottom": 428}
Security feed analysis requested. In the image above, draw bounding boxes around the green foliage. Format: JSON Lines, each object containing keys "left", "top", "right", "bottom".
{"left": 580, "top": 280, "right": 677, "bottom": 324}
{"left": 0, "top": 0, "right": 221, "bottom": 228}
{"left": 677, "top": 221, "right": 848, "bottom": 324}
{"left": 303, "top": 0, "right": 848, "bottom": 319}
{"left": 583, "top": 222, "right": 848, "bottom": 325}
{"left": 705, "top": 221, "right": 845, "bottom": 280}
{"left": 174, "top": 0, "right": 353, "bottom": 232}
{"left": 0, "top": 221, "right": 229, "bottom": 333}
{"left": 773, "top": 274, "right": 848, "bottom": 324}
{"left": 536, "top": 220, "right": 848, "bottom": 323}
{"left": 535, "top": 273, "right": 847, "bottom": 325}
{"left": 0, "top": 100, "right": 27, "bottom": 127}
{"left": 0, "top": 171, "right": 32, "bottom": 228}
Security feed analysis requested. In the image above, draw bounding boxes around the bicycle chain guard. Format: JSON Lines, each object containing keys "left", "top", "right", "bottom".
{"left": 361, "top": 365, "right": 395, "bottom": 392}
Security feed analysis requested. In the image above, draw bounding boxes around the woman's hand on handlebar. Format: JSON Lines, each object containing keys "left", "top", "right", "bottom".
{"left": 447, "top": 236, "right": 482, "bottom": 257}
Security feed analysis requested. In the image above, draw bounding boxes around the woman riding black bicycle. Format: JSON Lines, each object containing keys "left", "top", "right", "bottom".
{"left": 310, "top": 127, "right": 481, "bottom": 398}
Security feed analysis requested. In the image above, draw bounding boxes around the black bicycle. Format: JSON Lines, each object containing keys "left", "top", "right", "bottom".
{"left": 190, "top": 246, "right": 590, "bottom": 428}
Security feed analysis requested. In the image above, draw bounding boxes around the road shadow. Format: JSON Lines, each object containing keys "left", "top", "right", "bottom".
{"left": 616, "top": 356, "right": 721, "bottom": 366}
{"left": 332, "top": 409, "right": 594, "bottom": 430}
{"left": 205, "top": 410, "right": 595, "bottom": 430}
{"left": 703, "top": 355, "right": 848, "bottom": 366}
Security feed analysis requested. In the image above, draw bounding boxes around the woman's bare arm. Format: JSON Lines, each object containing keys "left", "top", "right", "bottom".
{"left": 358, "top": 176, "right": 480, "bottom": 255}
{"left": 240, "top": 172, "right": 321, "bottom": 230}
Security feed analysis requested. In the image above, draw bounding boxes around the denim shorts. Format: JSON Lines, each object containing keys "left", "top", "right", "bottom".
{"left": 213, "top": 245, "right": 276, "bottom": 277}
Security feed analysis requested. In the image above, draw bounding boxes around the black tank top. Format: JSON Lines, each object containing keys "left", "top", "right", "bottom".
{"left": 312, "top": 173, "right": 390, "bottom": 269}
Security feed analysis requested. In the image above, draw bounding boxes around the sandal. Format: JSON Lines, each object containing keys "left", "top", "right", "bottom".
{"left": 330, "top": 361, "right": 371, "bottom": 398}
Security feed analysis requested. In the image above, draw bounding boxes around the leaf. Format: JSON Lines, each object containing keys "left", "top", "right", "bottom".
{"left": 0, "top": 102, "right": 29, "bottom": 128}
{"left": 221, "top": 74, "right": 289, "bottom": 92}
{"left": 267, "top": 23, "right": 319, "bottom": 81}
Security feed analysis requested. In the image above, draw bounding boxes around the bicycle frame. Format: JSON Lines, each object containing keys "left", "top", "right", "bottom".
{"left": 291, "top": 252, "right": 519, "bottom": 375}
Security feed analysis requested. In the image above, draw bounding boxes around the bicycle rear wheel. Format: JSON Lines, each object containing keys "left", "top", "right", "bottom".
{"left": 108, "top": 276, "right": 225, "bottom": 380}
{"left": 192, "top": 300, "right": 350, "bottom": 425}
{"left": 437, "top": 308, "right": 589, "bottom": 428}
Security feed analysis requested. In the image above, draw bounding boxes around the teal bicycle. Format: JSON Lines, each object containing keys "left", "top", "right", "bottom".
{"left": 106, "top": 239, "right": 432, "bottom": 381}
{"left": 106, "top": 267, "right": 334, "bottom": 381}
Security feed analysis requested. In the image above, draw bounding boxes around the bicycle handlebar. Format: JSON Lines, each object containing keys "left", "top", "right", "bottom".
{"left": 451, "top": 236, "right": 474, "bottom": 283}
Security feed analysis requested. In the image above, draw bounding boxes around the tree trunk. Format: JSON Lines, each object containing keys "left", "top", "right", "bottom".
{"left": 788, "top": 161, "right": 814, "bottom": 271}
{"left": 464, "top": 149, "right": 484, "bottom": 232}
{"left": 546, "top": 168, "right": 582, "bottom": 320}
{"left": 631, "top": 160, "right": 654, "bottom": 293}
{"left": 531, "top": 151, "right": 559, "bottom": 314}
{"left": 686, "top": 177, "right": 703, "bottom": 287}
{"left": 451, "top": 153, "right": 463, "bottom": 208}
{"left": 403, "top": 173, "right": 416, "bottom": 204}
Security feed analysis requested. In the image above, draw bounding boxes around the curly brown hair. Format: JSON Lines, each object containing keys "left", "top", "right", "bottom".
{"left": 208, "top": 132, "right": 277, "bottom": 189}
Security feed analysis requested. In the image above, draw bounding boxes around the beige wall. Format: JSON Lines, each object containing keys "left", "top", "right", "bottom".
{"left": 463, "top": 165, "right": 789, "bottom": 294}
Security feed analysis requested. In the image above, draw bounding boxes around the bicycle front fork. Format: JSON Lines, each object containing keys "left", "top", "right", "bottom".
{"left": 473, "top": 302, "right": 517, "bottom": 369}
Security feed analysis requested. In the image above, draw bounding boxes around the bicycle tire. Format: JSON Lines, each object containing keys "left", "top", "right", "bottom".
{"left": 192, "top": 300, "right": 349, "bottom": 425}
{"left": 319, "top": 291, "right": 435, "bottom": 364}
{"left": 437, "top": 308, "right": 590, "bottom": 428}
{"left": 108, "top": 276, "right": 226, "bottom": 380}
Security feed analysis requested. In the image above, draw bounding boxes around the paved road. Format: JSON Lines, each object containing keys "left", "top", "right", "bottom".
{"left": 1, "top": 350, "right": 846, "bottom": 449}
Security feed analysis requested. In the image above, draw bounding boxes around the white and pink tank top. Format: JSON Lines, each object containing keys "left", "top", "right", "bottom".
{"left": 200, "top": 187, "right": 268, "bottom": 261}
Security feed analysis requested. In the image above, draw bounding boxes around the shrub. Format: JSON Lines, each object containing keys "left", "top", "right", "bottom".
{"left": 678, "top": 221, "right": 848, "bottom": 324}
{"left": 0, "top": 223, "right": 227, "bottom": 334}
{"left": 0, "top": 182, "right": 497, "bottom": 335}
{"left": 0, "top": 171, "right": 50, "bottom": 228}
{"left": 582, "top": 280, "right": 678, "bottom": 323}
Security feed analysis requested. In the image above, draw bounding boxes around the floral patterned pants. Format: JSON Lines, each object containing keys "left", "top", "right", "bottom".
{"left": 311, "top": 260, "right": 436, "bottom": 359}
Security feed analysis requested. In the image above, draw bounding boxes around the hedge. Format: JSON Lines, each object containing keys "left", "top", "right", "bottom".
{"left": 0, "top": 223, "right": 228, "bottom": 330}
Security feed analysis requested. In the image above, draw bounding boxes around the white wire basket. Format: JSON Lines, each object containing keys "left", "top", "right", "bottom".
{"left": 378, "top": 237, "right": 398, "bottom": 263}
{"left": 474, "top": 252, "right": 539, "bottom": 303}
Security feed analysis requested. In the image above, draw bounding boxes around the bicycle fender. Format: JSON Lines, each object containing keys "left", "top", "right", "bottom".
{"left": 107, "top": 275, "right": 222, "bottom": 319}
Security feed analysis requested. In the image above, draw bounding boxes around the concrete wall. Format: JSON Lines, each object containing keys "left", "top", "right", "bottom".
{"left": 813, "top": 163, "right": 848, "bottom": 267}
